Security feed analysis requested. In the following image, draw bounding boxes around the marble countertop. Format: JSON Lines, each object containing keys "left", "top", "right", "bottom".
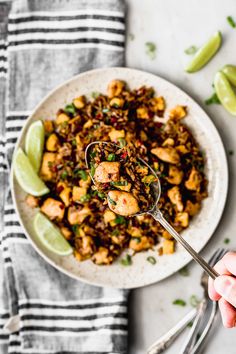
{"left": 126, "top": 0, "right": 236, "bottom": 353}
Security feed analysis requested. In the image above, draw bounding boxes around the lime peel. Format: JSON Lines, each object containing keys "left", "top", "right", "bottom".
{"left": 34, "top": 212, "right": 73, "bottom": 256}
{"left": 25, "top": 120, "right": 45, "bottom": 173}
{"left": 222, "top": 65, "right": 236, "bottom": 87}
{"left": 13, "top": 148, "right": 49, "bottom": 196}
{"left": 185, "top": 31, "right": 222, "bottom": 73}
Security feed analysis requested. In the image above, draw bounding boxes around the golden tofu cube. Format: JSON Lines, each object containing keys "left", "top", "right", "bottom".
{"left": 40, "top": 152, "right": 56, "bottom": 181}
{"left": 163, "top": 239, "right": 175, "bottom": 254}
{"left": 56, "top": 112, "right": 70, "bottom": 125}
{"left": 59, "top": 187, "right": 71, "bottom": 207}
{"left": 72, "top": 186, "right": 87, "bottom": 202}
{"left": 73, "top": 96, "right": 86, "bottom": 109}
{"left": 104, "top": 209, "right": 116, "bottom": 224}
{"left": 46, "top": 133, "right": 60, "bottom": 152}
{"left": 108, "top": 128, "right": 125, "bottom": 142}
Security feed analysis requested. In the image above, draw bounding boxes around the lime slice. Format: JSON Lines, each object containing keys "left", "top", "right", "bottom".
{"left": 185, "top": 31, "right": 222, "bottom": 73}
{"left": 25, "top": 120, "right": 45, "bottom": 172}
{"left": 34, "top": 212, "right": 73, "bottom": 256}
{"left": 214, "top": 71, "right": 236, "bottom": 116}
{"left": 13, "top": 148, "right": 49, "bottom": 196}
{"left": 222, "top": 65, "right": 236, "bottom": 87}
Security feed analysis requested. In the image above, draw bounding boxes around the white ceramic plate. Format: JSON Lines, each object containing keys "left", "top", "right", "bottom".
{"left": 11, "top": 67, "right": 228, "bottom": 289}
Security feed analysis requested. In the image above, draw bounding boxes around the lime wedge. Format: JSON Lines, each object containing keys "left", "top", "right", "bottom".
{"left": 222, "top": 65, "right": 236, "bottom": 87}
{"left": 185, "top": 31, "right": 222, "bottom": 73}
{"left": 214, "top": 71, "right": 236, "bottom": 116}
{"left": 13, "top": 148, "right": 49, "bottom": 196}
{"left": 34, "top": 212, "right": 73, "bottom": 256}
{"left": 25, "top": 120, "right": 45, "bottom": 172}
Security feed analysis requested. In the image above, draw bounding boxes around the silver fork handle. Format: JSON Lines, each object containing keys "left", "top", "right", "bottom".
{"left": 147, "top": 308, "right": 197, "bottom": 354}
{"left": 149, "top": 208, "right": 219, "bottom": 279}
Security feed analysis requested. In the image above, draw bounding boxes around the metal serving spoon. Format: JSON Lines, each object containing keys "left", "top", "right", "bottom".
{"left": 85, "top": 141, "right": 218, "bottom": 279}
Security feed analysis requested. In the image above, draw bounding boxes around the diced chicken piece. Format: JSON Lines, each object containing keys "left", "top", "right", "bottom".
{"left": 104, "top": 209, "right": 116, "bottom": 224}
{"left": 151, "top": 147, "right": 180, "bottom": 164}
{"left": 185, "top": 168, "right": 202, "bottom": 191}
{"left": 26, "top": 195, "right": 39, "bottom": 208}
{"left": 92, "top": 247, "right": 113, "bottom": 265}
{"left": 185, "top": 200, "right": 201, "bottom": 216}
{"left": 107, "top": 190, "right": 140, "bottom": 216}
{"left": 169, "top": 105, "right": 187, "bottom": 120}
{"left": 151, "top": 96, "right": 165, "bottom": 111}
{"left": 56, "top": 112, "right": 70, "bottom": 125}
{"left": 72, "top": 186, "right": 87, "bottom": 202}
{"left": 44, "top": 120, "right": 54, "bottom": 133}
{"left": 59, "top": 187, "right": 71, "bottom": 207}
{"left": 108, "top": 128, "right": 125, "bottom": 141}
{"left": 46, "top": 133, "right": 60, "bottom": 152}
{"left": 60, "top": 226, "right": 72, "bottom": 240}
{"left": 94, "top": 162, "right": 120, "bottom": 183}
{"left": 137, "top": 107, "right": 149, "bottom": 119}
{"left": 110, "top": 97, "right": 124, "bottom": 108}
{"left": 166, "top": 166, "right": 184, "bottom": 185}
{"left": 41, "top": 198, "right": 65, "bottom": 221}
{"left": 40, "top": 152, "right": 56, "bottom": 181}
{"left": 67, "top": 206, "right": 91, "bottom": 225}
{"left": 167, "top": 186, "right": 183, "bottom": 212}
{"left": 107, "top": 80, "right": 125, "bottom": 98}
{"left": 163, "top": 239, "right": 175, "bottom": 254}
{"left": 73, "top": 95, "right": 86, "bottom": 109}
{"left": 176, "top": 145, "right": 189, "bottom": 154}
{"left": 162, "top": 138, "right": 175, "bottom": 147}
{"left": 162, "top": 230, "right": 173, "bottom": 240}
{"left": 79, "top": 175, "right": 91, "bottom": 188}
{"left": 175, "top": 212, "right": 189, "bottom": 227}
{"left": 129, "top": 236, "right": 154, "bottom": 251}
{"left": 79, "top": 236, "right": 94, "bottom": 257}
{"left": 83, "top": 119, "right": 93, "bottom": 129}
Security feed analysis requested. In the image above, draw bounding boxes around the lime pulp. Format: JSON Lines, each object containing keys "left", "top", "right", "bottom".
{"left": 13, "top": 148, "right": 49, "bottom": 196}
{"left": 34, "top": 212, "right": 73, "bottom": 256}
{"left": 214, "top": 71, "right": 236, "bottom": 116}
{"left": 25, "top": 120, "right": 45, "bottom": 173}
{"left": 185, "top": 31, "right": 222, "bottom": 73}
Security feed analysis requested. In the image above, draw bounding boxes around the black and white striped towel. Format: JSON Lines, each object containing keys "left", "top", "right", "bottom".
{"left": 0, "top": 1, "right": 129, "bottom": 353}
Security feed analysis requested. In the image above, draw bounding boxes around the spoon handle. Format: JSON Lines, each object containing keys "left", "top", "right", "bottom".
{"left": 148, "top": 208, "right": 219, "bottom": 279}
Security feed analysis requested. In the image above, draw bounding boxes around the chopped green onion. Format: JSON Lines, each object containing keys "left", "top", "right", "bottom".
{"left": 179, "top": 266, "right": 189, "bottom": 276}
{"left": 110, "top": 181, "right": 128, "bottom": 186}
{"left": 118, "top": 138, "right": 126, "bottom": 148}
{"left": 71, "top": 225, "right": 79, "bottom": 235}
{"left": 107, "top": 153, "right": 116, "bottom": 161}
{"left": 205, "top": 92, "right": 221, "bottom": 105}
{"left": 90, "top": 163, "right": 95, "bottom": 177}
{"left": 133, "top": 237, "right": 141, "bottom": 244}
{"left": 102, "top": 108, "right": 110, "bottom": 113}
{"left": 72, "top": 139, "right": 77, "bottom": 147}
{"left": 114, "top": 215, "right": 126, "bottom": 225}
{"left": 173, "top": 299, "right": 186, "bottom": 307}
{"left": 190, "top": 295, "right": 201, "bottom": 308}
{"left": 112, "top": 229, "right": 120, "bottom": 236}
{"left": 80, "top": 194, "right": 91, "bottom": 203}
{"left": 60, "top": 170, "right": 68, "bottom": 180}
{"left": 147, "top": 256, "right": 156, "bottom": 264}
{"left": 145, "top": 42, "right": 156, "bottom": 60}
{"left": 120, "top": 254, "right": 132, "bottom": 266}
{"left": 76, "top": 170, "right": 88, "bottom": 181}
{"left": 143, "top": 175, "right": 156, "bottom": 185}
{"left": 91, "top": 91, "right": 100, "bottom": 99}
{"left": 107, "top": 194, "right": 117, "bottom": 205}
{"left": 90, "top": 151, "right": 96, "bottom": 158}
{"left": 224, "top": 238, "right": 230, "bottom": 244}
{"left": 184, "top": 46, "right": 198, "bottom": 55}
{"left": 227, "top": 16, "right": 236, "bottom": 28}
{"left": 98, "top": 192, "right": 105, "bottom": 199}
{"left": 228, "top": 150, "right": 234, "bottom": 156}
{"left": 64, "top": 103, "right": 76, "bottom": 116}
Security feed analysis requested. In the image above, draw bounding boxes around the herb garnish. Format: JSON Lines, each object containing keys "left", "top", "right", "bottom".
{"left": 107, "top": 194, "right": 117, "bottom": 205}
{"left": 205, "top": 92, "right": 221, "bottom": 105}
{"left": 120, "top": 254, "right": 132, "bottom": 266}
{"left": 179, "top": 266, "right": 189, "bottom": 277}
{"left": 173, "top": 299, "right": 186, "bottom": 307}
{"left": 80, "top": 194, "right": 91, "bottom": 203}
{"left": 90, "top": 163, "right": 95, "bottom": 177}
{"left": 184, "top": 46, "right": 198, "bottom": 55}
{"left": 114, "top": 215, "right": 126, "bottom": 225}
{"left": 112, "top": 229, "right": 120, "bottom": 236}
{"left": 228, "top": 150, "right": 234, "bottom": 156}
{"left": 147, "top": 256, "right": 156, "bottom": 265}
{"left": 133, "top": 237, "right": 141, "bottom": 244}
{"left": 190, "top": 295, "right": 201, "bottom": 308}
{"left": 102, "top": 108, "right": 110, "bottom": 113}
{"left": 110, "top": 181, "right": 128, "bottom": 186}
{"left": 60, "top": 170, "right": 68, "bottom": 180}
{"left": 145, "top": 42, "right": 156, "bottom": 60}
{"left": 91, "top": 92, "right": 100, "bottom": 99}
{"left": 107, "top": 153, "right": 116, "bottom": 161}
{"left": 224, "top": 238, "right": 230, "bottom": 244}
{"left": 97, "top": 191, "right": 105, "bottom": 199}
{"left": 227, "top": 16, "right": 236, "bottom": 28}
{"left": 118, "top": 138, "right": 126, "bottom": 148}
{"left": 72, "top": 139, "right": 77, "bottom": 146}
{"left": 76, "top": 170, "right": 88, "bottom": 181}
{"left": 64, "top": 103, "right": 76, "bottom": 116}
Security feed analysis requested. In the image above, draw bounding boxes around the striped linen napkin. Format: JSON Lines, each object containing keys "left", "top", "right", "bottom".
{"left": 0, "top": 1, "right": 129, "bottom": 354}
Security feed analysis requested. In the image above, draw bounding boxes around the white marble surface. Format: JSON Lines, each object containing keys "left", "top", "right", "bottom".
{"left": 126, "top": 0, "right": 236, "bottom": 353}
